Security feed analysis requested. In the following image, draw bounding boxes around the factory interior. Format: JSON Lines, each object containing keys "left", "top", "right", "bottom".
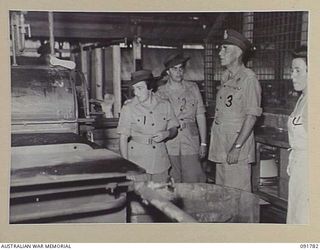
{"left": 10, "top": 11, "right": 308, "bottom": 224}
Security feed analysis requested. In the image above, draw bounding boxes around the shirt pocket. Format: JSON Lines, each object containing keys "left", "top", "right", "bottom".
{"left": 223, "top": 85, "right": 242, "bottom": 109}
{"left": 185, "top": 96, "right": 197, "bottom": 115}
{"left": 131, "top": 115, "right": 145, "bottom": 132}
{"left": 154, "top": 111, "right": 168, "bottom": 130}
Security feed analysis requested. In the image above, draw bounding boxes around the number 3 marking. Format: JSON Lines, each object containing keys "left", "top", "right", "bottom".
{"left": 226, "top": 95, "right": 233, "bottom": 107}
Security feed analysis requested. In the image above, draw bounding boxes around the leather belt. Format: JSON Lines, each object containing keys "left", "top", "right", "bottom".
{"left": 214, "top": 118, "right": 245, "bottom": 125}
{"left": 131, "top": 135, "right": 154, "bottom": 145}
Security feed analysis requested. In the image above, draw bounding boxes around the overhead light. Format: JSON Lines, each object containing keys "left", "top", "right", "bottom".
{"left": 183, "top": 44, "right": 204, "bottom": 49}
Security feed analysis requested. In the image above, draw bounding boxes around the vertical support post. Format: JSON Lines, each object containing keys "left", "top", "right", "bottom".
{"left": 252, "top": 142, "right": 261, "bottom": 192}
{"left": 10, "top": 13, "right": 17, "bottom": 65}
{"left": 94, "top": 48, "right": 103, "bottom": 101}
{"left": 48, "top": 11, "right": 55, "bottom": 55}
{"left": 301, "top": 12, "right": 308, "bottom": 46}
{"left": 80, "top": 44, "right": 89, "bottom": 83}
{"left": 13, "top": 13, "right": 22, "bottom": 54}
{"left": 18, "top": 13, "right": 26, "bottom": 52}
{"left": 243, "top": 12, "right": 254, "bottom": 68}
{"left": 80, "top": 44, "right": 90, "bottom": 118}
{"left": 112, "top": 45, "right": 121, "bottom": 118}
{"left": 69, "top": 44, "right": 76, "bottom": 62}
{"left": 133, "top": 36, "right": 142, "bottom": 71}
{"left": 243, "top": 12, "right": 254, "bottom": 42}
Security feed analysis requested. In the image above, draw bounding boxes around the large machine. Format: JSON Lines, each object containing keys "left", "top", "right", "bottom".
{"left": 10, "top": 65, "right": 147, "bottom": 223}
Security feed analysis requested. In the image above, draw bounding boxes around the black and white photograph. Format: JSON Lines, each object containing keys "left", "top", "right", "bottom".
{"left": 8, "top": 10, "right": 310, "bottom": 225}
{"left": 2, "top": 0, "right": 319, "bottom": 243}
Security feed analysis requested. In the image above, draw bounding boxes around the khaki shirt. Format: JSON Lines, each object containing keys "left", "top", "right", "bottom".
{"left": 208, "top": 65, "right": 262, "bottom": 163}
{"left": 156, "top": 80, "right": 206, "bottom": 156}
{"left": 117, "top": 94, "right": 179, "bottom": 174}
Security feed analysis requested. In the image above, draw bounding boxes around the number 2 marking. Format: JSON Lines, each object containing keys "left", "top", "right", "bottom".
{"left": 226, "top": 95, "right": 233, "bottom": 107}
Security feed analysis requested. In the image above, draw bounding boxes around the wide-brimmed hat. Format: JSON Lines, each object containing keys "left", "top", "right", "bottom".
{"left": 163, "top": 53, "right": 190, "bottom": 71}
{"left": 130, "top": 69, "right": 154, "bottom": 86}
{"left": 221, "top": 29, "right": 252, "bottom": 52}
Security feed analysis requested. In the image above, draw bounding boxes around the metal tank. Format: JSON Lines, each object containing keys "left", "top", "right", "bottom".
{"left": 131, "top": 182, "right": 261, "bottom": 223}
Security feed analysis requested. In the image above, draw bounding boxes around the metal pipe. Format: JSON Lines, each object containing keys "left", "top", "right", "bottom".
{"left": 94, "top": 48, "right": 103, "bottom": 100}
{"left": 132, "top": 36, "right": 142, "bottom": 71}
{"left": 18, "top": 13, "right": 26, "bottom": 52}
{"left": 112, "top": 45, "right": 121, "bottom": 118}
{"left": 10, "top": 193, "right": 127, "bottom": 223}
{"left": 13, "top": 13, "right": 22, "bottom": 54}
{"left": 10, "top": 13, "right": 17, "bottom": 65}
{"left": 80, "top": 44, "right": 91, "bottom": 118}
{"left": 48, "top": 12, "right": 55, "bottom": 55}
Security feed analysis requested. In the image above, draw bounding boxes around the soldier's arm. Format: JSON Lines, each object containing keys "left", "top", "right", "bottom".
{"left": 235, "top": 75, "right": 262, "bottom": 147}
{"left": 227, "top": 76, "right": 262, "bottom": 164}
{"left": 227, "top": 115, "right": 257, "bottom": 164}
{"left": 232, "top": 115, "right": 257, "bottom": 148}
{"left": 194, "top": 83, "right": 207, "bottom": 153}
{"left": 167, "top": 126, "right": 178, "bottom": 139}
{"left": 196, "top": 113, "right": 207, "bottom": 145}
{"left": 119, "top": 134, "right": 129, "bottom": 159}
{"left": 117, "top": 102, "right": 132, "bottom": 159}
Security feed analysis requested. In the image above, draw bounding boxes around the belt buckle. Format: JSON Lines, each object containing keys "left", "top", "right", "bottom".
{"left": 147, "top": 137, "right": 153, "bottom": 145}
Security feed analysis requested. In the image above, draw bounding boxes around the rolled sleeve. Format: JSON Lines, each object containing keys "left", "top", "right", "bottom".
{"left": 194, "top": 84, "right": 206, "bottom": 115}
{"left": 117, "top": 104, "right": 131, "bottom": 136}
{"left": 244, "top": 76, "right": 262, "bottom": 116}
{"left": 167, "top": 102, "right": 180, "bottom": 129}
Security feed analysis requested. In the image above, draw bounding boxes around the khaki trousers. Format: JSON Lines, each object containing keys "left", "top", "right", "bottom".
{"left": 169, "top": 154, "right": 206, "bottom": 183}
{"left": 215, "top": 161, "right": 252, "bottom": 192}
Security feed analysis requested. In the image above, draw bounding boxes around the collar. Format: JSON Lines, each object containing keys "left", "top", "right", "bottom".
{"left": 164, "top": 79, "right": 187, "bottom": 98}
{"left": 226, "top": 64, "right": 245, "bottom": 81}
{"left": 134, "top": 93, "right": 160, "bottom": 111}
{"left": 166, "top": 79, "right": 185, "bottom": 90}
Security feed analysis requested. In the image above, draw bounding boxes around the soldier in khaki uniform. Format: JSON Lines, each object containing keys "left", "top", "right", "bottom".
{"left": 117, "top": 70, "right": 179, "bottom": 182}
{"left": 208, "top": 29, "right": 262, "bottom": 192}
{"left": 157, "top": 54, "right": 207, "bottom": 183}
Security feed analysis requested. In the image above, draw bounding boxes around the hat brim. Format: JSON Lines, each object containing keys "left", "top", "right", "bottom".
{"left": 292, "top": 50, "right": 307, "bottom": 59}
{"left": 130, "top": 76, "right": 154, "bottom": 86}
{"left": 220, "top": 40, "right": 247, "bottom": 52}
{"left": 165, "top": 57, "right": 190, "bottom": 71}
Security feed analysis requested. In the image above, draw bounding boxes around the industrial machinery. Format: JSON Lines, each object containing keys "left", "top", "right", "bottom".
{"left": 10, "top": 64, "right": 147, "bottom": 223}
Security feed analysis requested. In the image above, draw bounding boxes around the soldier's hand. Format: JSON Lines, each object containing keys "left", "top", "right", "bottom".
{"left": 152, "top": 131, "right": 169, "bottom": 143}
{"left": 226, "top": 147, "right": 241, "bottom": 165}
{"left": 199, "top": 145, "right": 207, "bottom": 159}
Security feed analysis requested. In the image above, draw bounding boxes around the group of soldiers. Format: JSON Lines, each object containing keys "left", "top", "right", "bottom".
{"left": 117, "top": 29, "right": 260, "bottom": 192}
{"left": 116, "top": 29, "right": 309, "bottom": 224}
